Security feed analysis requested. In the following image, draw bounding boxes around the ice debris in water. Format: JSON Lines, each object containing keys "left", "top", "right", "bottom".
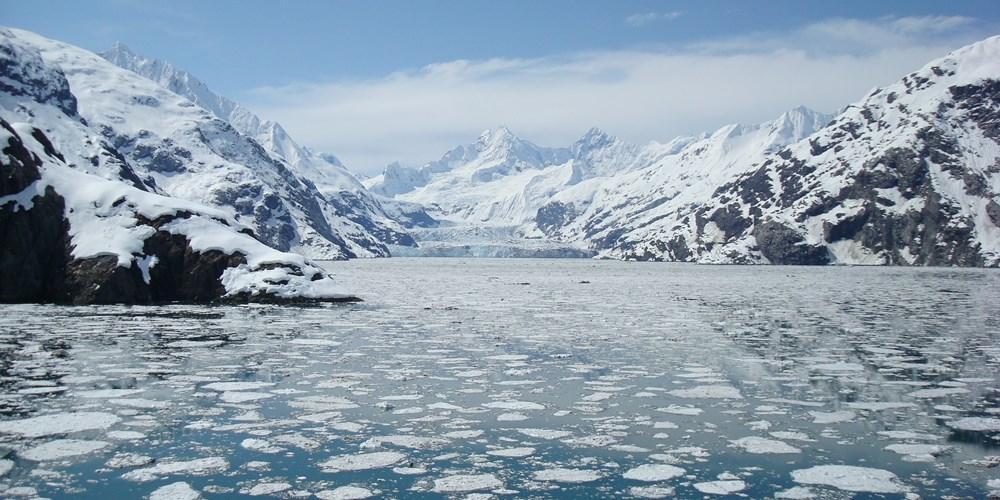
{"left": 0, "top": 412, "right": 120, "bottom": 437}
{"left": 790, "top": 465, "right": 906, "bottom": 493}
{"left": 430, "top": 474, "right": 503, "bottom": 493}
{"left": 319, "top": 452, "right": 407, "bottom": 472}
{"left": 532, "top": 468, "right": 603, "bottom": 483}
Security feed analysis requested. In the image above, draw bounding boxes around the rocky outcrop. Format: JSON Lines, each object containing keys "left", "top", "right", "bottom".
{"left": 1, "top": 119, "right": 358, "bottom": 305}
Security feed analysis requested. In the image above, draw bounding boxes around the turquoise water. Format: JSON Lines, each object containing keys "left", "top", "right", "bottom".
{"left": 0, "top": 259, "right": 997, "bottom": 498}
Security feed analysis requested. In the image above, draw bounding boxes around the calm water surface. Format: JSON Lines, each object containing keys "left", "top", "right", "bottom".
{"left": 0, "top": 259, "right": 997, "bottom": 498}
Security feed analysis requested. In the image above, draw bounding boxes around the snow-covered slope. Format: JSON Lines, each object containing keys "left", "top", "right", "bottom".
{"left": 540, "top": 106, "right": 834, "bottom": 250}
{"left": 0, "top": 32, "right": 354, "bottom": 304}
{"left": 369, "top": 126, "right": 641, "bottom": 225}
{"left": 100, "top": 40, "right": 421, "bottom": 255}
{"left": 591, "top": 37, "right": 1000, "bottom": 266}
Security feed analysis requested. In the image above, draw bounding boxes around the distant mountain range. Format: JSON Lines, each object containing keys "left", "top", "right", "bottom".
{"left": 3, "top": 24, "right": 998, "bottom": 308}
{"left": 369, "top": 38, "right": 1000, "bottom": 266}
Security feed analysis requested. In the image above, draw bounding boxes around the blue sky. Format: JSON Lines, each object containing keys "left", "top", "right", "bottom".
{"left": 4, "top": 1, "right": 1000, "bottom": 172}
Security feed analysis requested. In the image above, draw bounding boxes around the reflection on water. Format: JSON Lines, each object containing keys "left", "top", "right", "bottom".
{"left": 0, "top": 258, "right": 996, "bottom": 498}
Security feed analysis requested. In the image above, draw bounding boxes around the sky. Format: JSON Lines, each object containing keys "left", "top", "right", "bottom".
{"left": 3, "top": 0, "right": 1000, "bottom": 174}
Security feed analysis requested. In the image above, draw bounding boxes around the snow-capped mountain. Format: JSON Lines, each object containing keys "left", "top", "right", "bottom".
{"left": 582, "top": 37, "right": 1000, "bottom": 266}
{"left": 368, "top": 125, "right": 640, "bottom": 226}
{"left": 0, "top": 30, "right": 353, "bottom": 304}
{"left": 368, "top": 112, "right": 830, "bottom": 257}
{"left": 100, "top": 41, "right": 420, "bottom": 255}
{"left": 540, "top": 106, "right": 835, "bottom": 249}
{"left": 370, "top": 35, "right": 1000, "bottom": 267}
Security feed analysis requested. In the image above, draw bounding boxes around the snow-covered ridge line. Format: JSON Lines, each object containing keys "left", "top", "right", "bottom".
{"left": 0, "top": 30, "right": 358, "bottom": 304}
{"left": 370, "top": 36, "right": 1000, "bottom": 267}
{"left": 99, "top": 39, "right": 422, "bottom": 255}
{"left": 1, "top": 117, "right": 356, "bottom": 304}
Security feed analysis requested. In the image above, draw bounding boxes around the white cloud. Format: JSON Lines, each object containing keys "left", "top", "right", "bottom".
{"left": 626, "top": 11, "right": 683, "bottom": 27}
{"left": 243, "top": 16, "right": 990, "bottom": 174}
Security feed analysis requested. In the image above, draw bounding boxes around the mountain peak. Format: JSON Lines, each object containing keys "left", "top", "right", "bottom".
{"left": 478, "top": 125, "right": 516, "bottom": 144}
{"left": 574, "top": 127, "right": 613, "bottom": 148}
{"left": 107, "top": 41, "right": 135, "bottom": 56}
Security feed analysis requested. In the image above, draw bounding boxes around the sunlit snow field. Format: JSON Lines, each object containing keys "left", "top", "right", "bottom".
{"left": 0, "top": 258, "right": 998, "bottom": 498}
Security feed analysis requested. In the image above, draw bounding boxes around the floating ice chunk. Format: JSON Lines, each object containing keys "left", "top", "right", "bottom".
{"left": 808, "top": 411, "right": 856, "bottom": 424}
{"left": 297, "top": 411, "right": 342, "bottom": 423}
{"left": 0, "top": 459, "right": 12, "bottom": 476}
{"left": 774, "top": 486, "right": 815, "bottom": 499}
{"left": 812, "top": 362, "right": 863, "bottom": 372}
{"left": 289, "top": 338, "right": 341, "bottom": 346}
{"left": 202, "top": 382, "right": 275, "bottom": 392}
{"left": 581, "top": 392, "right": 613, "bottom": 402}
{"left": 109, "top": 398, "right": 170, "bottom": 409}
{"left": 484, "top": 401, "right": 545, "bottom": 410}
{"left": 319, "top": 452, "right": 407, "bottom": 472}
{"left": 361, "top": 435, "right": 449, "bottom": 450}
{"left": 18, "top": 386, "right": 67, "bottom": 395}
{"left": 316, "top": 486, "right": 375, "bottom": 499}
{"left": 443, "top": 430, "right": 483, "bottom": 439}
{"left": 0, "top": 412, "right": 120, "bottom": 437}
{"left": 150, "top": 481, "right": 201, "bottom": 500}
{"left": 107, "top": 430, "right": 147, "bottom": 440}
{"left": 122, "top": 457, "right": 229, "bottom": 482}
{"left": 730, "top": 437, "right": 801, "bottom": 454}
{"left": 485, "top": 355, "right": 530, "bottom": 361}
{"left": 393, "top": 466, "right": 427, "bottom": 475}
{"left": 611, "top": 444, "right": 651, "bottom": 453}
{"left": 21, "top": 439, "right": 110, "bottom": 461}
{"left": 273, "top": 433, "right": 320, "bottom": 451}
{"left": 517, "top": 428, "right": 573, "bottom": 439}
{"left": 876, "top": 430, "right": 940, "bottom": 440}
{"left": 845, "top": 402, "right": 916, "bottom": 411}
{"left": 289, "top": 395, "right": 359, "bottom": 411}
{"left": 629, "top": 485, "right": 676, "bottom": 498}
{"left": 75, "top": 389, "right": 145, "bottom": 398}
{"left": 622, "top": 464, "right": 685, "bottom": 482}
{"left": 240, "top": 438, "right": 282, "bottom": 454}
{"left": 906, "top": 388, "right": 970, "bottom": 398}
{"left": 247, "top": 482, "right": 290, "bottom": 496}
{"left": 947, "top": 417, "right": 1000, "bottom": 432}
{"left": 563, "top": 435, "right": 618, "bottom": 447}
{"left": 219, "top": 391, "right": 274, "bottom": 403}
{"left": 790, "top": 465, "right": 905, "bottom": 493}
{"left": 764, "top": 398, "right": 826, "bottom": 408}
{"left": 106, "top": 453, "right": 153, "bottom": 468}
{"left": 653, "top": 421, "right": 678, "bottom": 429}
{"left": 656, "top": 405, "right": 703, "bottom": 416}
{"left": 486, "top": 447, "right": 535, "bottom": 458}
{"left": 166, "top": 340, "right": 225, "bottom": 348}
{"left": 431, "top": 473, "right": 503, "bottom": 492}
{"left": 668, "top": 385, "right": 742, "bottom": 399}
{"left": 769, "top": 431, "right": 813, "bottom": 442}
{"left": 884, "top": 444, "right": 952, "bottom": 462}
{"left": 497, "top": 413, "right": 529, "bottom": 422}
{"left": 330, "top": 422, "right": 365, "bottom": 433}
{"left": 533, "top": 468, "right": 603, "bottom": 483}
{"left": 380, "top": 394, "right": 422, "bottom": 401}
{"left": 694, "top": 480, "right": 746, "bottom": 495}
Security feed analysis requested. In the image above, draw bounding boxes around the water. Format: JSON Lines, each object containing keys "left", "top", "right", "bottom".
{"left": 0, "top": 258, "right": 997, "bottom": 498}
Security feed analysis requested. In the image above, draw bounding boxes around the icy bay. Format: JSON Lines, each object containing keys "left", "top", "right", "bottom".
{"left": 0, "top": 258, "right": 997, "bottom": 498}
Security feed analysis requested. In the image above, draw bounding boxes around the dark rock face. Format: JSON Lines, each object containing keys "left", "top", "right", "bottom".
{"left": 0, "top": 32, "right": 78, "bottom": 115}
{"left": 536, "top": 201, "right": 578, "bottom": 237}
{"left": 1, "top": 120, "right": 356, "bottom": 305}
{"left": 753, "top": 221, "right": 831, "bottom": 265}
{"left": 0, "top": 121, "right": 70, "bottom": 302}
